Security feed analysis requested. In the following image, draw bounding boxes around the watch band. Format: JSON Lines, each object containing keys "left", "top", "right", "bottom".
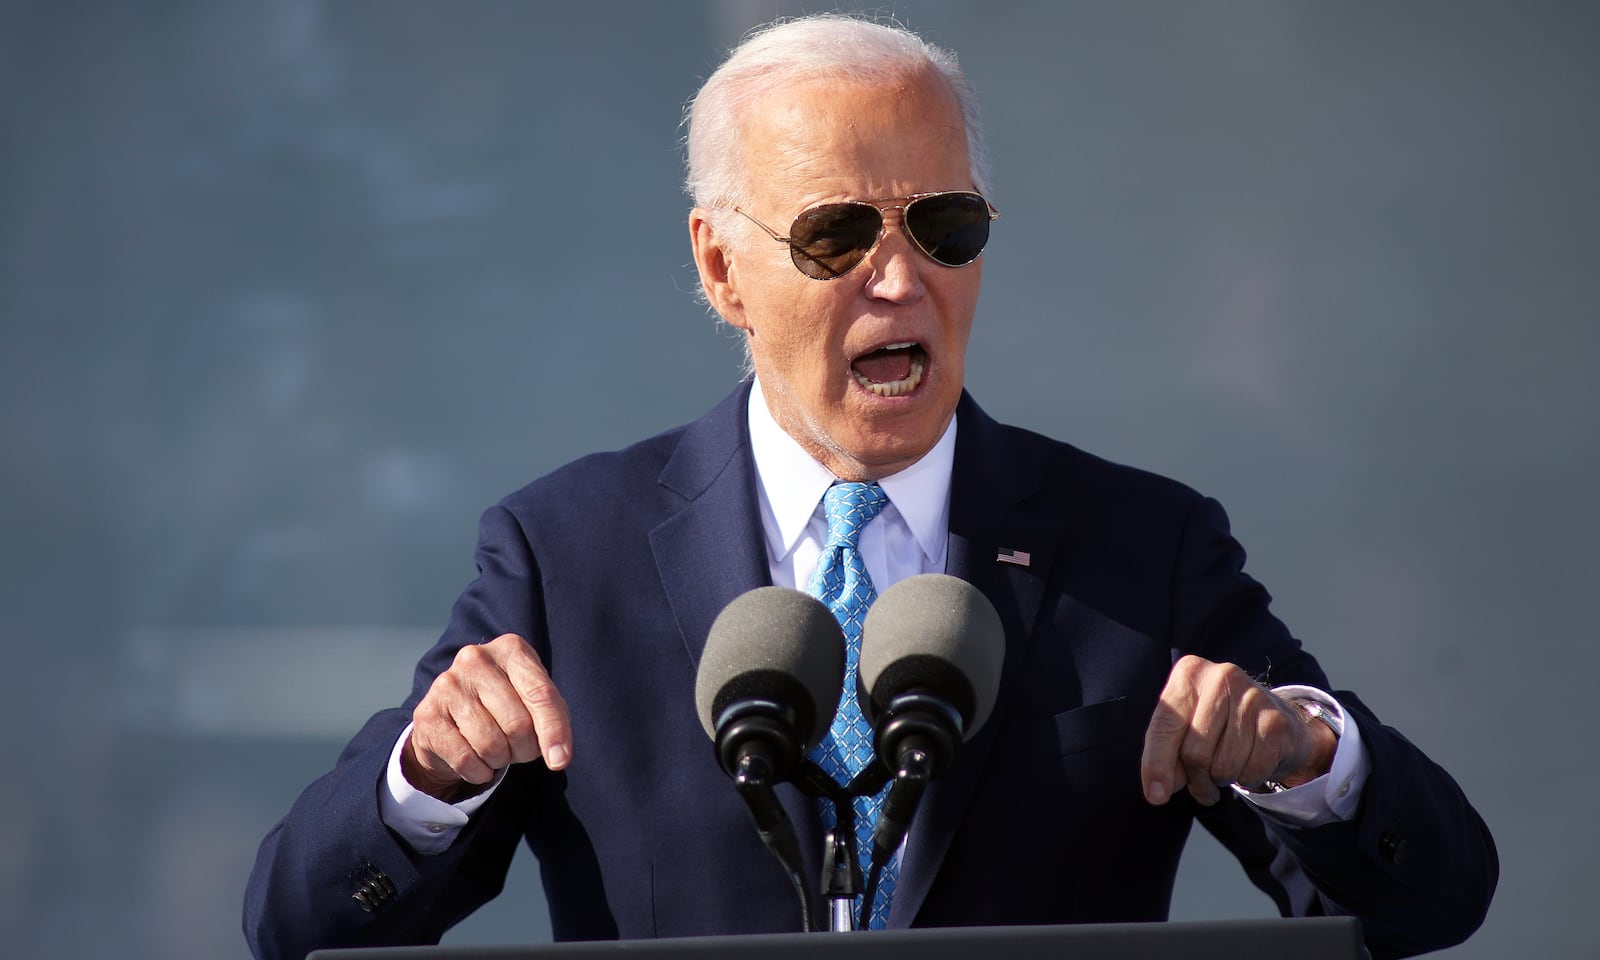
{"left": 1291, "top": 696, "right": 1344, "bottom": 739}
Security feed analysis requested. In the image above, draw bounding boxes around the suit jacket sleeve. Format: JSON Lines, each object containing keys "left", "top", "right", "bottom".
{"left": 242, "top": 504, "right": 551, "bottom": 960}
{"left": 1175, "top": 496, "right": 1497, "bottom": 959}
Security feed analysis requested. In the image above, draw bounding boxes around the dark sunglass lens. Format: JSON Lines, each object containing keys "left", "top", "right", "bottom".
{"left": 787, "top": 203, "right": 882, "bottom": 279}
{"left": 905, "top": 193, "right": 991, "bottom": 266}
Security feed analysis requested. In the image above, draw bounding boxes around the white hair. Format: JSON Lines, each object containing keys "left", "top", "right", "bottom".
{"left": 683, "top": 13, "right": 992, "bottom": 212}
{"left": 681, "top": 14, "right": 992, "bottom": 370}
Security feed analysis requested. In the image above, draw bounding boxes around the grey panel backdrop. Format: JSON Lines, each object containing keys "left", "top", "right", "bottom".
{"left": 2, "top": 1, "right": 1595, "bottom": 957}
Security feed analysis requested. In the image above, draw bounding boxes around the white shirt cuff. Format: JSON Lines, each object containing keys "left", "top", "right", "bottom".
{"left": 378, "top": 721, "right": 506, "bottom": 855}
{"left": 1232, "top": 685, "right": 1370, "bottom": 827}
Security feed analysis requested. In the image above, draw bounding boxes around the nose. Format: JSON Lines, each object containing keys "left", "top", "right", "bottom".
{"left": 860, "top": 213, "right": 926, "bottom": 303}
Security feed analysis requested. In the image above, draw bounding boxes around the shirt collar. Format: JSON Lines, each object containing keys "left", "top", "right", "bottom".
{"left": 747, "top": 377, "right": 955, "bottom": 564}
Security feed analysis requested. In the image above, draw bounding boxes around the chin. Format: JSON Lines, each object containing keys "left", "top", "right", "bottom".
{"left": 836, "top": 425, "right": 940, "bottom": 476}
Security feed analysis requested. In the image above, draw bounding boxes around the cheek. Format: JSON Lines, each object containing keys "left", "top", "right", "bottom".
{"left": 768, "top": 298, "right": 847, "bottom": 364}
{"left": 934, "top": 277, "right": 980, "bottom": 351}
{"left": 748, "top": 306, "right": 834, "bottom": 388}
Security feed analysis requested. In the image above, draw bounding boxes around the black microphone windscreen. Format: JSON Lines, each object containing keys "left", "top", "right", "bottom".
{"left": 694, "top": 586, "right": 845, "bottom": 750}
{"left": 859, "top": 574, "right": 1004, "bottom": 738}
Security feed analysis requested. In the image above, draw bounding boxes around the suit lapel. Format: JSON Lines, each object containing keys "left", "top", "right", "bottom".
{"left": 649, "top": 382, "right": 771, "bottom": 670}
{"left": 890, "top": 394, "right": 1056, "bottom": 927}
{"left": 647, "top": 383, "right": 829, "bottom": 892}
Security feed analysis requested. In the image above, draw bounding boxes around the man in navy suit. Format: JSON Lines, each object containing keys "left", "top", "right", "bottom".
{"left": 245, "top": 15, "right": 1495, "bottom": 960}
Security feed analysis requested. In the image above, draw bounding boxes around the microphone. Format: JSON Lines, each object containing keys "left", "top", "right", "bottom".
{"left": 855, "top": 573, "right": 1004, "bottom": 906}
{"left": 858, "top": 573, "right": 1004, "bottom": 774}
{"left": 694, "top": 586, "right": 846, "bottom": 932}
{"left": 694, "top": 586, "right": 845, "bottom": 781}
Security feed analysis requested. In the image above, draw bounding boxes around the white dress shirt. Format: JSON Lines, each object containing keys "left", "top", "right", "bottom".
{"left": 746, "top": 378, "right": 955, "bottom": 592}
{"left": 380, "top": 380, "right": 1368, "bottom": 853}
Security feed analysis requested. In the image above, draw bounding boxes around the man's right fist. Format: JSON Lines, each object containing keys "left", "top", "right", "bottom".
{"left": 401, "top": 633, "right": 572, "bottom": 802}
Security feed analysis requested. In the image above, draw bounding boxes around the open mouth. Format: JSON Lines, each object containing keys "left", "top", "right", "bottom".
{"left": 850, "top": 341, "right": 926, "bottom": 398}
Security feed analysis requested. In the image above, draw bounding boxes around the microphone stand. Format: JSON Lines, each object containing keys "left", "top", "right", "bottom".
{"left": 796, "top": 760, "right": 867, "bottom": 931}
{"left": 714, "top": 712, "right": 881, "bottom": 932}
{"left": 763, "top": 690, "right": 957, "bottom": 933}
{"left": 818, "top": 824, "right": 860, "bottom": 931}
{"left": 797, "top": 737, "right": 939, "bottom": 931}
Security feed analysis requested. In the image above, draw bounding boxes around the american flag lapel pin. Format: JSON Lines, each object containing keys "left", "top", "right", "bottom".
{"left": 996, "top": 547, "right": 1031, "bottom": 567}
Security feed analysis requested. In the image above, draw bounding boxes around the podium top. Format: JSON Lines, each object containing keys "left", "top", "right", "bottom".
{"left": 308, "top": 917, "right": 1367, "bottom": 960}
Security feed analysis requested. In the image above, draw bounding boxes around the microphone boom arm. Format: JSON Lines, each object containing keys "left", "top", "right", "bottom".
{"left": 731, "top": 749, "right": 816, "bottom": 932}
{"left": 857, "top": 746, "right": 933, "bottom": 930}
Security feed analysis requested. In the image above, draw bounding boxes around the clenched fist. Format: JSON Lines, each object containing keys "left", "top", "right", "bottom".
{"left": 402, "top": 633, "right": 573, "bottom": 802}
{"left": 1141, "top": 655, "right": 1336, "bottom": 806}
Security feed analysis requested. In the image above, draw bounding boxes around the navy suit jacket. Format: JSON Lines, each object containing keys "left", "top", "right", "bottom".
{"left": 244, "top": 384, "right": 1495, "bottom": 960}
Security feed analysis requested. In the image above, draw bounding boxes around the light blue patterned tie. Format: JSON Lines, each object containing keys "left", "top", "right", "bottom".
{"left": 805, "top": 481, "right": 895, "bottom": 929}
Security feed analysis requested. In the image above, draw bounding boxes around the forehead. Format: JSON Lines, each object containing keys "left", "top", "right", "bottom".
{"left": 735, "top": 68, "right": 972, "bottom": 209}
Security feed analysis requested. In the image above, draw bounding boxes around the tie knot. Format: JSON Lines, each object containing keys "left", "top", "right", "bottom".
{"left": 821, "top": 481, "right": 888, "bottom": 549}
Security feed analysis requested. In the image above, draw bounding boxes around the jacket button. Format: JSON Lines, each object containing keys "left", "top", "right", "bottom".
{"left": 1379, "top": 830, "right": 1408, "bottom": 865}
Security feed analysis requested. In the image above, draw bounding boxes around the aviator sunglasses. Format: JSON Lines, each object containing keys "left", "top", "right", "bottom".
{"left": 733, "top": 190, "right": 999, "bottom": 280}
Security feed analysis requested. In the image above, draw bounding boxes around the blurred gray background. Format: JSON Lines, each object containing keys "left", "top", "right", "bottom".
{"left": 2, "top": 1, "right": 1595, "bottom": 957}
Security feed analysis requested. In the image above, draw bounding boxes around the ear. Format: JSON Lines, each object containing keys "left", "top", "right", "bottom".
{"left": 690, "top": 208, "right": 750, "bottom": 332}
